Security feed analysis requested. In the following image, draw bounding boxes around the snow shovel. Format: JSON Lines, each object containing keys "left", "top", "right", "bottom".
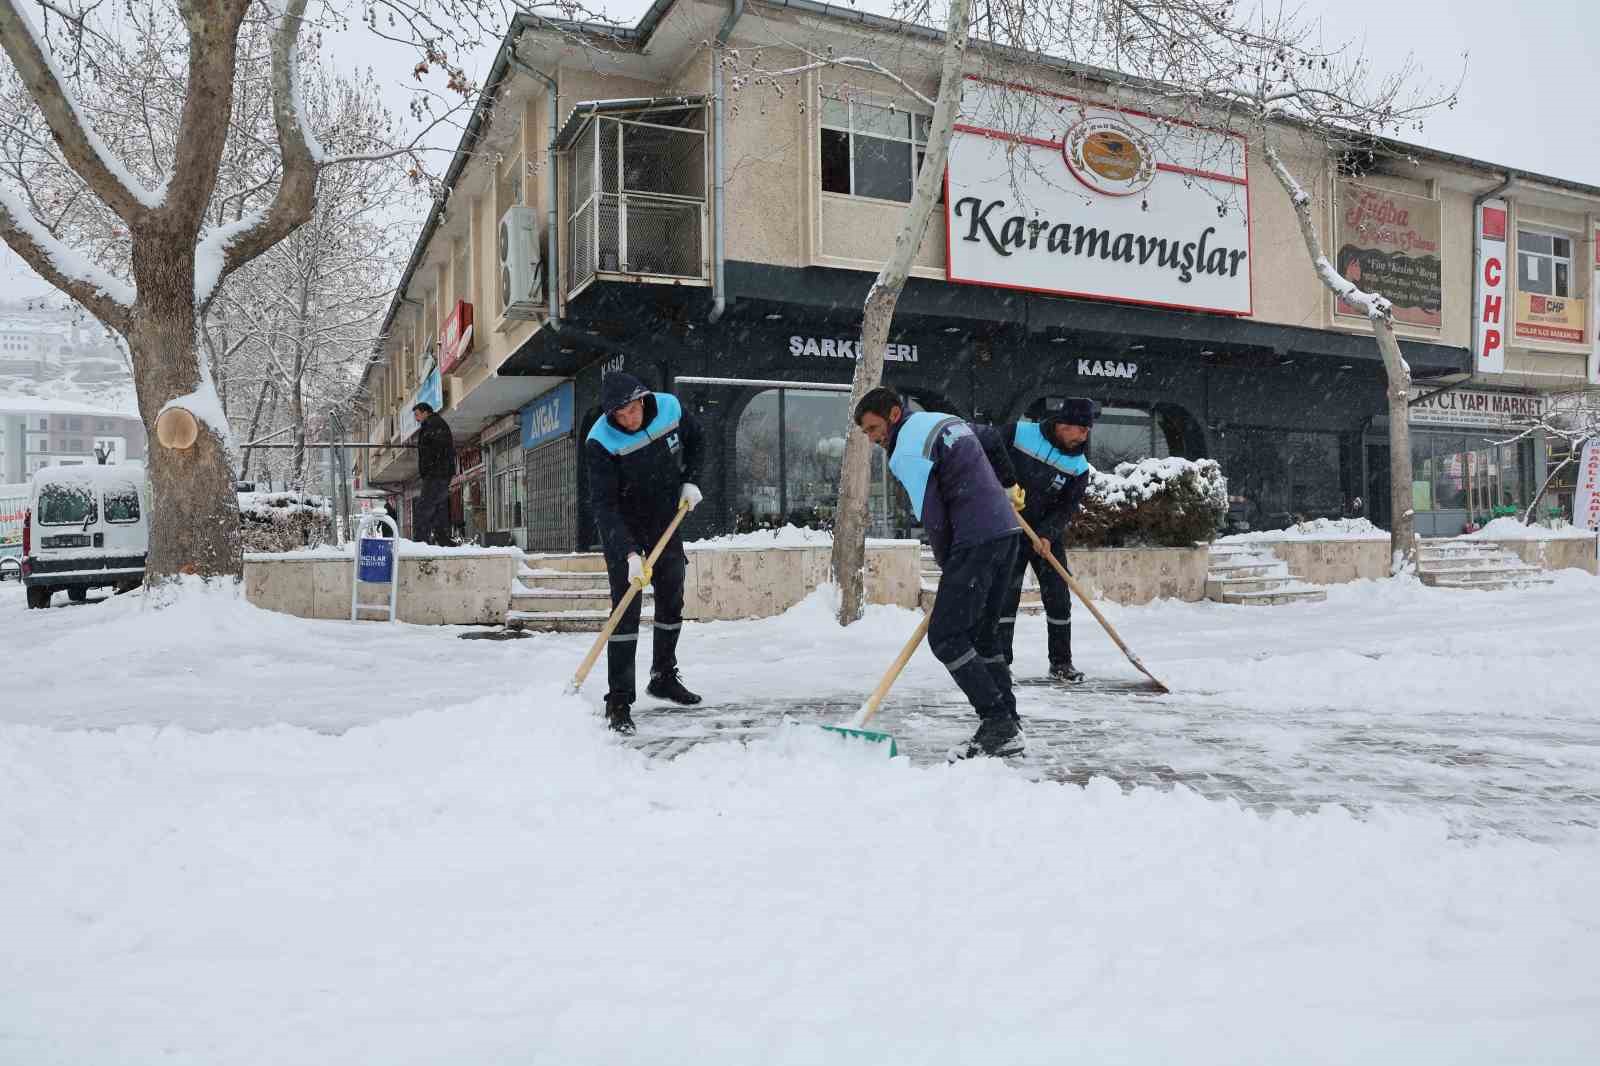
{"left": 568, "top": 498, "right": 692, "bottom": 695}
{"left": 820, "top": 610, "right": 929, "bottom": 757}
{"left": 1016, "top": 515, "right": 1170, "bottom": 694}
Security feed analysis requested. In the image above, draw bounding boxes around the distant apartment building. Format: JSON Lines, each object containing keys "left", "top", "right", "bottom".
{"left": 0, "top": 397, "right": 146, "bottom": 483}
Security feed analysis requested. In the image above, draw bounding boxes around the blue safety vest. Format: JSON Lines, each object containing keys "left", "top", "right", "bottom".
{"left": 888, "top": 411, "right": 968, "bottom": 521}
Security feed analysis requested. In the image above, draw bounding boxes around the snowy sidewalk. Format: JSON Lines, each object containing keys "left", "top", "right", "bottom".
{"left": 2, "top": 577, "right": 1599, "bottom": 1063}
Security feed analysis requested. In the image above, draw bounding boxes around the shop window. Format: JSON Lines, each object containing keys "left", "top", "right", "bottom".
{"left": 1220, "top": 428, "right": 1343, "bottom": 531}
{"left": 819, "top": 96, "right": 940, "bottom": 205}
{"left": 487, "top": 432, "right": 525, "bottom": 533}
{"left": 1517, "top": 229, "right": 1572, "bottom": 298}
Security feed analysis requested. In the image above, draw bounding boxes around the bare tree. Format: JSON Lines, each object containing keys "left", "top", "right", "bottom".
{"left": 0, "top": 0, "right": 607, "bottom": 587}
{"left": 1498, "top": 390, "right": 1600, "bottom": 525}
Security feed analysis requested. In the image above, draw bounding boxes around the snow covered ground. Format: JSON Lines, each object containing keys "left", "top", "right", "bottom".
{"left": 3, "top": 574, "right": 1599, "bottom": 1063}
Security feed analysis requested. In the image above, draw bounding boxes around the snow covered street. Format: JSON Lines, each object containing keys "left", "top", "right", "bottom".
{"left": 3, "top": 576, "right": 1599, "bottom": 1063}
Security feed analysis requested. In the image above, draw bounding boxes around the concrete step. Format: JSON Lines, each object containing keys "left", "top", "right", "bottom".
{"left": 511, "top": 588, "right": 650, "bottom": 613}
{"left": 523, "top": 552, "right": 607, "bottom": 573}
{"left": 1206, "top": 575, "right": 1299, "bottom": 599}
{"left": 519, "top": 569, "right": 613, "bottom": 591}
{"left": 1421, "top": 569, "right": 1552, "bottom": 589}
{"left": 1219, "top": 586, "right": 1328, "bottom": 606}
{"left": 1206, "top": 562, "right": 1289, "bottom": 580}
{"left": 1416, "top": 555, "right": 1521, "bottom": 571}
{"left": 1416, "top": 544, "right": 1508, "bottom": 559}
{"left": 506, "top": 608, "right": 655, "bottom": 632}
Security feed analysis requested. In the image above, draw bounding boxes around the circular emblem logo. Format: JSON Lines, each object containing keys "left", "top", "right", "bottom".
{"left": 1063, "top": 117, "right": 1157, "bottom": 197}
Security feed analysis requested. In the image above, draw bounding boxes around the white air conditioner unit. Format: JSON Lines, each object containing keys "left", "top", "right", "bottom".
{"left": 498, "top": 205, "right": 543, "bottom": 320}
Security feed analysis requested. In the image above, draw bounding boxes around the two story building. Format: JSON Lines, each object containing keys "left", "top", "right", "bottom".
{"left": 357, "top": 0, "right": 1599, "bottom": 548}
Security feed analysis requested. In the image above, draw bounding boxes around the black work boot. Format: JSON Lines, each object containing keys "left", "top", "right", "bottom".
{"left": 947, "top": 708, "right": 1026, "bottom": 761}
{"left": 604, "top": 695, "right": 636, "bottom": 736}
{"left": 1049, "top": 661, "right": 1086, "bottom": 684}
{"left": 646, "top": 669, "right": 702, "bottom": 706}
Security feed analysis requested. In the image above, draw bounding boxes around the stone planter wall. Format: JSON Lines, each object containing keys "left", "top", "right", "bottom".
{"left": 683, "top": 541, "right": 920, "bottom": 620}
{"left": 1259, "top": 540, "right": 1391, "bottom": 584}
{"left": 245, "top": 549, "right": 520, "bottom": 625}
{"left": 1482, "top": 537, "right": 1599, "bottom": 575}
{"left": 1059, "top": 546, "right": 1209, "bottom": 605}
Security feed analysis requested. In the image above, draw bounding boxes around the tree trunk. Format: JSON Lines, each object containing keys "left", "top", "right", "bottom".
{"left": 127, "top": 236, "right": 242, "bottom": 583}
{"left": 239, "top": 377, "right": 276, "bottom": 478}
{"left": 290, "top": 382, "right": 306, "bottom": 488}
{"left": 1263, "top": 145, "right": 1415, "bottom": 572}
{"left": 829, "top": 0, "right": 972, "bottom": 625}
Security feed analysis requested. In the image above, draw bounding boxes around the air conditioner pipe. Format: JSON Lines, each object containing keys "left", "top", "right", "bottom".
{"left": 708, "top": 0, "right": 745, "bottom": 324}
{"left": 510, "top": 47, "right": 562, "bottom": 332}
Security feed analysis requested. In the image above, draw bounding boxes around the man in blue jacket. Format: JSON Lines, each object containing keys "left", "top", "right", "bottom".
{"left": 854, "top": 386, "right": 1025, "bottom": 759}
{"left": 585, "top": 372, "right": 705, "bottom": 735}
{"left": 975, "top": 399, "right": 1096, "bottom": 682}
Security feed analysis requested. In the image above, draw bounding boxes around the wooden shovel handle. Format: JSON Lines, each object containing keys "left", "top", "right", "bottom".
{"left": 853, "top": 610, "right": 933, "bottom": 728}
{"left": 569, "top": 498, "right": 692, "bottom": 693}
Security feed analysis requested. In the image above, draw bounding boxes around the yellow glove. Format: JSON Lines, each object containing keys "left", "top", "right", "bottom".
{"left": 1007, "top": 484, "right": 1026, "bottom": 512}
{"left": 627, "top": 553, "right": 652, "bottom": 589}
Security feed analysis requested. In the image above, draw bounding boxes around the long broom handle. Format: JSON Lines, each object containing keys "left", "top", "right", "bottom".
{"left": 569, "top": 498, "right": 692, "bottom": 693}
{"left": 851, "top": 611, "right": 933, "bottom": 729}
{"left": 1015, "top": 515, "right": 1170, "bottom": 694}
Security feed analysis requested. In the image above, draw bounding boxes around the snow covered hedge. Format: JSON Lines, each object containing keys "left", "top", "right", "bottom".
{"left": 238, "top": 492, "right": 333, "bottom": 552}
{"left": 1065, "top": 458, "right": 1228, "bottom": 548}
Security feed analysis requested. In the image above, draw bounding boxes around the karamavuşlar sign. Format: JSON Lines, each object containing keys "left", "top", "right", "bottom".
{"left": 945, "top": 80, "right": 1251, "bottom": 315}
{"left": 1333, "top": 181, "right": 1442, "bottom": 328}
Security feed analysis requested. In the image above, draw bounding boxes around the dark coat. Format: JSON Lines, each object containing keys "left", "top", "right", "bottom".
{"left": 975, "top": 415, "right": 1092, "bottom": 541}
{"left": 585, "top": 372, "right": 703, "bottom": 560}
{"left": 885, "top": 411, "right": 1020, "bottom": 566}
{"left": 416, "top": 411, "right": 456, "bottom": 481}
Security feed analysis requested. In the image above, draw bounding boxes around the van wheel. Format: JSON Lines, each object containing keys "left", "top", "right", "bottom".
{"left": 68, "top": 587, "right": 88, "bottom": 603}
{"left": 26, "top": 586, "right": 51, "bottom": 609}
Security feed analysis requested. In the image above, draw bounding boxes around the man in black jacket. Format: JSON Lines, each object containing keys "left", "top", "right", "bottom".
{"left": 585, "top": 372, "right": 705, "bottom": 735}
{"left": 975, "top": 398, "right": 1096, "bottom": 682}
{"left": 412, "top": 402, "right": 455, "bottom": 546}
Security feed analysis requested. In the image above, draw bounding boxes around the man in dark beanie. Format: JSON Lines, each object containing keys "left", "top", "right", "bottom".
{"left": 854, "top": 386, "right": 1024, "bottom": 760}
{"left": 975, "top": 397, "right": 1097, "bottom": 682}
{"left": 584, "top": 372, "right": 705, "bottom": 735}
{"left": 412, "top": 402, "right": 455, "bottom": 546}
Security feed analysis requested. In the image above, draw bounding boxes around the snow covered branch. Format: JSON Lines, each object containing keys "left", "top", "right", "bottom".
{"left": 736, "top": 51, "right": 938, "bottom": 110}
{"left": 0, "top": 0, "right": 166, "bottom": 220}
{"left": 0, "top": 177, "right": 133, "bottom": 328}
{"left": 1263, "top": 144, "right": 1392, "bottom": 323}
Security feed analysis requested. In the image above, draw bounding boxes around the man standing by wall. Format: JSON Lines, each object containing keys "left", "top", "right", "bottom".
{"left": 585, "top": 372, "right": 705, "bottom": 735}
{"left": 976, "top": 399, "right": 1096, "bottom": 683}
{"left": 854, "top": 386, "right": 1024, "bottom": 760}
{"left": 412, "top": 402, "right": 455, "bottom": 546}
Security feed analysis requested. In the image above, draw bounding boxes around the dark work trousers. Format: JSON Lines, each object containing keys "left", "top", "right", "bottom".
{"left": 997, "top": 536, "right": 1074, "bottom": 669}
{"left": 604, "top": 538, "right": 687, "bottom": 704}
{"left": 927, "top": 533, "right": 1020, "bottom": 720}
{"left": 415, "top": 477, "right": 451, "bottom": 545}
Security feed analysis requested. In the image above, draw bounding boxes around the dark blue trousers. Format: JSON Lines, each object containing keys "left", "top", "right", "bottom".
{"left": 604, "top": 538, "right": 686, "bottom": 704}
{"left": 928, "top": 533, "right": 1020, "bottom": 720}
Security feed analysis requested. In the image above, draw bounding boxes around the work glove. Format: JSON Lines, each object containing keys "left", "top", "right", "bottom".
{"left": 680, "top": 482, "right": 703, "bottom": 511}
{"left": 1007, "top": 484, "right": 1026, "bottom": 512}
{"left": 627, "top": 553, "right": 652, "bottom": 589}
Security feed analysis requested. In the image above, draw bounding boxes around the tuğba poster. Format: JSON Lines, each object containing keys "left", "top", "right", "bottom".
{"left": 1333, "top": 181, "right": 1442, "bottom": 328}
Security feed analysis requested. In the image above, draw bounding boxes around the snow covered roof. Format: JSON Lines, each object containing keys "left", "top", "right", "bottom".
{"left": 0, "top": 393, "right": 139, "bottom": 419}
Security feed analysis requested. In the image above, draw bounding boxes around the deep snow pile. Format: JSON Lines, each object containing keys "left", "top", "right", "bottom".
{"left": 1219, "top": 516, "right": 1390, "bottom": 542}
{"left": 2, "top": 580, "right": 1599, "bottom": 1063}
{"left": 1463, "top": 515, "right": 1599, "bottom": 540}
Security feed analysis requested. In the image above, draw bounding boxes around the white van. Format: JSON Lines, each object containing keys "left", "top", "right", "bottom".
{"left": 20, "top": 463, "right": 149, "bottom": 609}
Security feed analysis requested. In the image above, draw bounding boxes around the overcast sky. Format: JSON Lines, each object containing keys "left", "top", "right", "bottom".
{"left": 4, "top": 0, "right": 1595, "bottom": 300}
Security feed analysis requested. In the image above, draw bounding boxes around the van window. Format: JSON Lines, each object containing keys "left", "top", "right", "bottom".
{"left": 104, "top": 487, "right": 141, "bottom": 523}
{"left": 37, "top": 483, "right": 98, "bottom": 525}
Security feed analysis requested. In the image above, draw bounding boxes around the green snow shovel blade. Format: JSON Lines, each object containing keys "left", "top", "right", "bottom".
{"left": 823, "top": 612, "right": 929, "bottom": 757}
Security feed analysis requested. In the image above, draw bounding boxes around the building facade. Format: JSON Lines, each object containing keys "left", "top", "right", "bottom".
{"left": 357, "top": 0, "right": 1599, "bottom": 548}
{"left": 0, "top": 397, "right": 146, "bottom": 485}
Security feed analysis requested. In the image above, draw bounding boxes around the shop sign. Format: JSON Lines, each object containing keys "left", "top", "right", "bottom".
{"left": 1408, "top": 386, "right": 1545, "bottom": 428}
{"left": 788, "top": 335, "right": 919, "bottom": 363}
{"left": 439, "top": 300, "right": 475, "bottom": 375}
{"left": 521, "top": 381, "right": 574, "bottom": 450}
{"left": 482, "top": 412, "right": 519, "bottom": 443}
{"left": 1475, "top": 199, "right": 1508, "bottom": 373}
{"left": 1332, "top": 181, "right": 1442, "bottom": 328}
{"left": 1077, "top": 358, "right": 1138, "bottom": 379}
{"left": 1591, "top": 225, "right": 1600, "bottom": 384}
{"left": 947, "top": 81, "right": 1251, "bottom": 316}
{"left": 1514, "top": 291, "right": 1586, "bottom": 346}
{"left": 1575, "top": 438, "right": 1600, "bottom": 532}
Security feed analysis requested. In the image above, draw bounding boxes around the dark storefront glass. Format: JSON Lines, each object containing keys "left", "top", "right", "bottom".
{"left": 1406, "top": 430, "right": 1538, "bottom": 534}
{"left": 1220, "top": 428, "right": 1343, "bottom": 530}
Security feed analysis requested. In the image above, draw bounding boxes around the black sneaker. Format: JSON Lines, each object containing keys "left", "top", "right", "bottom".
{"left": 1049, "top": 662, "right": 1086, "bottom": 684}
{"left": 947, "top": 712, "right": 1026, "bottom": 761}
{"left": 604, "top": 696, "right": 636, "bottom": 736}
{"left": 646, "top": 669, "right": 702, "bottom": 705}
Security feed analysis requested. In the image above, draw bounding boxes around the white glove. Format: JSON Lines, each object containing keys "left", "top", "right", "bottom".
{"left": 679, "top": 482, "right": 703, "bottom": 511}
{"left": 627, "top": 553, "right": 651, "bottom": 588}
